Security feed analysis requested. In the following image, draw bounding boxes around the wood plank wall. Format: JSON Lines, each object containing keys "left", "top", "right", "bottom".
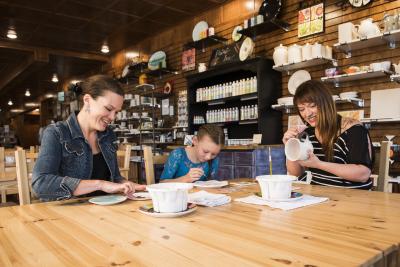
{"left": 109, "top": 0, "right": 400, "bottom": 175}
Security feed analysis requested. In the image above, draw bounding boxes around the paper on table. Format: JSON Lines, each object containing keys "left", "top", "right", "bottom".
{"left": 234, "top": 194, "right": 328, "bottom": 211}
{"left": 189, "top": 190, "right": 231, "bottom": 207}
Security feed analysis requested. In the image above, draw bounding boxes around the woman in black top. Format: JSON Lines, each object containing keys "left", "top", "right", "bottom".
{"left": 282, "top": 80, "right": 373, "bottom": 189}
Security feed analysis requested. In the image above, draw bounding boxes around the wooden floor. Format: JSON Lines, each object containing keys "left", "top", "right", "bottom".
{"left": 0, "top": 181, "right": 399, "bottom": 266}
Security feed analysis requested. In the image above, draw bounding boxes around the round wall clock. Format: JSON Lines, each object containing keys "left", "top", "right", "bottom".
{"left": 348, "top": 0, "right": 372, "bottom": 8}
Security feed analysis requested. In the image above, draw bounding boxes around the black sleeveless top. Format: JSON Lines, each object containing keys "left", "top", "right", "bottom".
{"left": 298, "top": 124, "right": 373, "bottom": 190}
{"left": 86, "top": 152, "right": 111, "bottom": 197}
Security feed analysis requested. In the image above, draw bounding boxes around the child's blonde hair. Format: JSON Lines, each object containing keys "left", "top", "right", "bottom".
{"left": 198, "top": 124, "right": 225, "bottom": 145}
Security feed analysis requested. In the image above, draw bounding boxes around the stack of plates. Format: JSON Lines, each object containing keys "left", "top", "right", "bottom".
{"left": 339, "top": 91, "right": 358, "bottom": 99}
{"left": 277, "top": 97, "right": 294, "bottom": 105}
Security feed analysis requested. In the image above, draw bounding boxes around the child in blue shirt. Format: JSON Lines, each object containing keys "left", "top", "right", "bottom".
{"left": 160, "top": 125, "right": 224, "bottom": 183}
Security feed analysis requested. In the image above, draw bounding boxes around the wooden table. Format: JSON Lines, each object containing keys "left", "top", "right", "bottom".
{"left": 0, "top": 180, "right": 399, "bottom": 266}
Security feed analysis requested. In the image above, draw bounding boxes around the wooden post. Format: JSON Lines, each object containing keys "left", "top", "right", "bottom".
{"left": 377, "top": 141, "right": 391, "bottom": 193}
{"left": 15, "top": 150, "right": 31, "bottom": 205}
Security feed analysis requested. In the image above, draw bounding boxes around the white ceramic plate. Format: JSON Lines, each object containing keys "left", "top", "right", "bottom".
{"left": 192, "top": 21, "right": 208, "bottom": 41}
{"left": 89, "top": 195, "right": 127, "bottom": 205}
{"left": 193, "top": 180, "right": 228, "bottom": 188}
{"left": 288, "top": 70, "right": 311, "bottom": 95}
{"left": 138, "top": 205, "right": 197, "bottom": 218}
{"left": 239, "top": 37, "right": 255, "bottom": 61}
{"left": 148, "top": 51, "right": 166, "bottom": 70}
{"left": 232, "top": 25, "right": 243, "bottom": 42}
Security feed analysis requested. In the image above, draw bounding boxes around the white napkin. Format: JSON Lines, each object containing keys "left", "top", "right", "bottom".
{"left": 234, "top": 194, "right": 328, "bottom": 211}
{"left": 189, "top": 190, "right": 231, "bottom": 207}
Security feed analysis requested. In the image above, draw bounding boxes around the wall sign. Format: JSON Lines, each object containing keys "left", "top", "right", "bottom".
{"left": 182, "top": 48, "right": 196, "bottom": 71}
{"left": 298, "top": 2, "right": 324, "bottom": 38}
{"left": 209, "top": 43, "right": 240, "bottom": 68}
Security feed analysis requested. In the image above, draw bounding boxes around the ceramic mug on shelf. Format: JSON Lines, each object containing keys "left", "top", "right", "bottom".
{"left": 198, "top": 63, "right": 207, "bottom": 72}
{"left": 288, "top": 44, "right": 302, "bottom": 64}
{"left": 311, "top": 43, "right": 324, "bottom": 58}
{"left": 338, "top": 22, "right": 360, "bottom": 44}
{"left": 302, "top": 43, "right": 312, "bottom": 61}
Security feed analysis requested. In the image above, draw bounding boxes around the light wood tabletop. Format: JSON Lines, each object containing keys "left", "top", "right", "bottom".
{"left": 0, "top": 180, "right": 399, "bottom": 267}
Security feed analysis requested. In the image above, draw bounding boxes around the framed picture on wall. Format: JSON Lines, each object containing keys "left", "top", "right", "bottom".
{"left": 298, "top": 2, "right": 324, "bottom": 38}
{"left": 181, "top": 48, "right": 196, "bottom": 71}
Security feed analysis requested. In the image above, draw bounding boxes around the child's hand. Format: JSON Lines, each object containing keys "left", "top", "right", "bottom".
{"left": 182, "top": 168, "right": 204, "bottom": 183}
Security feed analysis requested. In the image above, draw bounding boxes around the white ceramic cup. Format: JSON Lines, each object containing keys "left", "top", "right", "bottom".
{"left": 146, "top": 183, "right": 193, "bottom": 213}
{"left": 311, "top": 43, "right": 323, "bottom": 58}
{"left": 380, "top": 61, "right": 391, "bottom": 71}
{"left": 285, "top": 137, "right": 313, "bottom": 161}
{"left": 302, "top": 43, "right": 312, "bottom": 61}
{"left": 256, "top": 175, "right": 296, "bottom": 200}
{"left": 338, "top": 22, "right": 359, "bottom": 44}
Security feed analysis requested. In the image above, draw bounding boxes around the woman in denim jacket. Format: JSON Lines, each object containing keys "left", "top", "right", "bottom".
{"left": 32, "top": 75, "right": 145, "bottom": 201}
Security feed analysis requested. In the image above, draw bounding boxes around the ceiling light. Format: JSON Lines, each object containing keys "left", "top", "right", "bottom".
{"left": 70, "top": 80, "right": 81, "bottom": 84}
{"left": 25, "top": 89, "right": 31, "bottom": 97}
{"left": 45, "top": 93, "right": 55, "bottom": 98}
{"left": 7, "top": 27, "right": 17, "bottom": 39}
{"left": 52, "top": 73, "right": 59, "bottom": 83}
{"left": 245, "top": 0, "right": 255, "bottom": 11}
{"left": 126, "top": 52, "right": 139, "bottom": 58}
{"left": 8, "top": 100, "right": 13, "bottom": 106}
{"left": 34, "top": 108, "right": 39, "bottom": 112}
{"left": 101, "top": 42, "right": 110, "bottom": 54}
{"left": 25, "top": 102, "right": 39, "bottom": 107}
{"left": 10, "top": 109, "right": 24, "bottom": 113}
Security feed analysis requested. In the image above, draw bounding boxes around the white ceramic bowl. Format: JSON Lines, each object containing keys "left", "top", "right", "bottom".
{"left": 146, "top": 183, "right": 193, "bottom": 213}
{"left": 256, "top": 175, "right": 296, "bottom": 200}
{"left": 380, "top": 61, "right": 391, "bottom": 71}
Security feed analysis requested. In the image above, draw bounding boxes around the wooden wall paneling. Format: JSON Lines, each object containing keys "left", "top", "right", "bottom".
{"left": 112, "top": 0, "right": 400, "bottom": 175}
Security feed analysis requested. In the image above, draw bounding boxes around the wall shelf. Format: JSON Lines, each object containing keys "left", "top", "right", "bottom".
{"left": 390, "top": 74, "right": 400, "bottom": 83}
{"left": 333, "top": 29, "right": 400, "bottom": 58}
{"left": 145, "top": 68, "right": 179, "bottom": 79}
{"left": 194, "top": 92, "right": 258, "bottom": 106}
{"left": 273, "top": 57, "right": 337, "bottom": 74}
{"left": 238, "top": 19, "right": 290, "bottom": 38}
{"left": 184, "top": 36, "right": 227, "bottom": 52}
{"left": 272, "top": 97, "right": 364, "bottom": 113}
{"left": 321, "top": 70, "right": 391, "bottom": 86}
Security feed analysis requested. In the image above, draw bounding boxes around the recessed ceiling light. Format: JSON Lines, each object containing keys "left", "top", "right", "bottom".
{"left": 7, "top": 27, "right": 17, "bottom": 39}
{"left": 8, "top": 99, "right": 13, "bottom": 106}
{"left": 52, "top": 73, "right": 59, "bottom": 83}
{"left": 25, "top": 102, "right": 39, "bottom": 107}
{"left": 25, "top": 89, "right": 31, "bottom": 97}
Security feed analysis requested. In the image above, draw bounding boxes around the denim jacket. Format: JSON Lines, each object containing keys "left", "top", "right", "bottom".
{"left": 32, "top": 112, "right": 123, "bottom": 201}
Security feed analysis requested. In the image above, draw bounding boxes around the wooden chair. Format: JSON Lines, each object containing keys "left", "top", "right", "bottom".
{"left": 143, "top": 145, "right": 168, "bottom": 185}
{"left": 0, "top": 147, "right": 18, "bottom": 203}
{"left": 14, "top": 149, "right": 39, "bottom": 205}
{"left": 117, "top": 144, "right": 132, "bottom": 180}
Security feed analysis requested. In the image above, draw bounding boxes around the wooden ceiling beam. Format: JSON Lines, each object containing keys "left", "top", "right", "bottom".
{"left": 0, "top": 41, "right": 109, "bottom": 62}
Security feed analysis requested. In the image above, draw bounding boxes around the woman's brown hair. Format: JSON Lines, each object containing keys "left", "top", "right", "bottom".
{"left": 198, "top": 124, "right": 225, "bottom": 145}
{"left": 294, "top": 80, "right": 340, "bottom": 161}
{"left": 82, "top": 74, "right": 124, "bottom": 99}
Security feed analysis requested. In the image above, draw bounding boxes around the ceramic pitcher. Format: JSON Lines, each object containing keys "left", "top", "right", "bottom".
{"left": 273, "top": 44, "right": 288, "bottom": 66}
{"left": 356, "top": 18, "right": 381, "bottom": 38}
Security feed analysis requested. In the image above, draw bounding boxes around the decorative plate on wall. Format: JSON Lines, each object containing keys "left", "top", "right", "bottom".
{"left": 192, "top": 21, "right": 208, "bottom": 41}
{"left": 239, "top": 38, "right": 255, "bottom": 61}
{"left": 232, "top": 25, "right": 243, "bottom": 42}
{"left": 148, "top": 51, "right": 167, "bottom": 70}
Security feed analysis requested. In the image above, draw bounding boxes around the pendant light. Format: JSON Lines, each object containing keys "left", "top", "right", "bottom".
{"left": 7, "top": 27, "right": 17, "bottom": 39}
{"left": 8, "top": 99, "right": 13, "bottom": 106}
{"left": 52, "top": 73, "right": 59, "bottom": 83}
{"left": 101, "top": 42, "right": 110, "bottom": 54}
{"left": 25, "top": 89, "right": 31, "bottom": 97}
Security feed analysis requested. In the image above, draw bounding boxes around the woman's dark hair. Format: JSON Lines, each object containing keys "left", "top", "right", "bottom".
{"left": 294, "top": 80, "right": 340, "bottom": 162}
{"left": 198, "top": 124, "right": 225, "bottom": 145}
{"left": 81, "top": 74, "right": 124, "bottom": 99}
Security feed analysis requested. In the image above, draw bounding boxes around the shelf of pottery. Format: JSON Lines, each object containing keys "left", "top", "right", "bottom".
{"left": 173, "top": 90, "right": 188, "bottom": 140}
{"left": 322, "top": 16, "right": 400, "bottom": 86}
{"left": 272, "top": 43, "right": 336, "bottom": 74}
{"left": 114, "top": 84, "right": 173, "bottom": 153}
